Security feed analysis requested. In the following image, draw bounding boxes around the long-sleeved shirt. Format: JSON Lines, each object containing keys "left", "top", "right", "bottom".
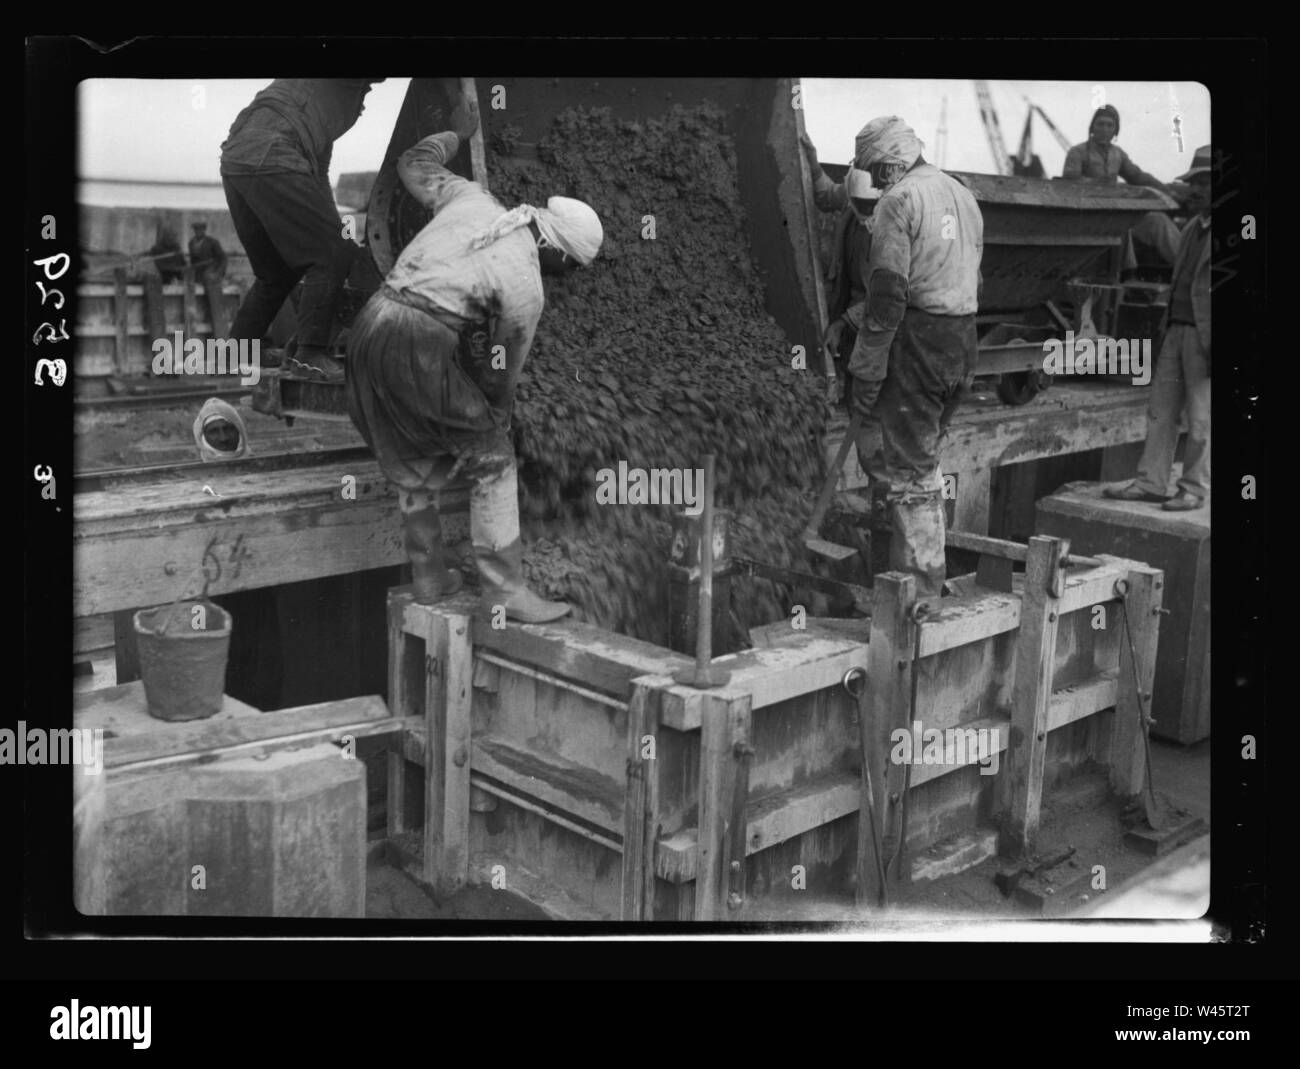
{"left": 868, "top": 163, "right": 983, "bottom": 317}
{"left": 386, "top": 131, "right": 543, "bottom": 420}
{"left": 188, "top": 234, "right": 227, "bottom": 276}
{"left": 220, "top": 79, "right": 371, "bottom": 181}
{"left": 1062, "top": 140, "right": 1163, "bottom": 187}
{"left": 812, "top": 172, "right": 875, "bottom": 328}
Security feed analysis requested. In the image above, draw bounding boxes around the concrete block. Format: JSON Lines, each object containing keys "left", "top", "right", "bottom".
{"left": 85, "top": 742, "right": 366, "bottom": 917}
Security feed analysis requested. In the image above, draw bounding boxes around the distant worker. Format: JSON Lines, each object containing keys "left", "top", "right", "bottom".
{"left": 346, "top": 96, "right": 605, "bottom": 623}
{"left": 188, "top": 220, "right": 227, "bottom": 330}
{"left": 800, "top": 136, "right": 887, "bottom": 489}
{"left": 146, "top": 224, "right": 186, "bottom": 283}
{"left": 1061, "top": 105, "right": 1164, "bottom": 188}
{"left": 1104, "top": 145, "right": 1213, "bottom": 512}
{"left": 220, "top": 78, "right": 382, "bottom": 381}
{"left": 847, "top": 116, "right": 984, "bottom": 600}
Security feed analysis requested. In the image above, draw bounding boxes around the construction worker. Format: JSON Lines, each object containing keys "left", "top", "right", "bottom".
{"left": 848, "top": 116, "right": 984, "bottom": 600}
{"left": 145, "top": 223, "right": 186, "bottom": 283}
{"left": 1104, "top": 145, "right": 1213, "bottom": 511}
{"left": 1062, "top": 105, "right": 1164, "bottom": 188}
{"left": 220, "top": 79, "right": 381, "bottom": 381}
{"left": 187, "top": 220, "right": 227, "bottom": 331}
{"left": 346, "top": 96, "right": 605, "bottom": 623}
{"left": 800, "top": 136, "right": 888, "bottom": 492}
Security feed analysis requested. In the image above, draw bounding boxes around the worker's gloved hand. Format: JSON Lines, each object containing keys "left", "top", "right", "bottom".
{"left": 800, "top": 132, "right": 821, "bottom": 178}
{"left": 450, "top": 95, "right": 481, "bottom": 143}
{"left": 823, "top": 317, "right": 849, "bottom": 359}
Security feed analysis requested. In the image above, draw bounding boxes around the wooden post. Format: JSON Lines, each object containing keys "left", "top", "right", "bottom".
{"left": 459, "top": 77, "right": 489, "bottom": 190}
{"left": 182, "top": 267, "right": 198, "bottom": 338}
{"left": 694, "top": 693, "right": 753, "bottom": 920}
{"left": 424, "top": 607, "right": 472, "bottom": 896}
{"left": 857, "top": 572, "right": 916, "bottom": 907}
{"left": 112, "top": 609, "right": 141, "bottom": 685}
{"left": 791, "top": 80, "right": 830, "bottom": 379}
{"left": 621, "top": 680, "right": 662, "bottom": 921}
{"left": 385, "top": 595, "right": 413, "bottom": 839}
{"left": 112, "top": 268, "right": 130, "bottom": 376}
{"left": 952, "top": 468, "right": 992, "bottom": 535}
{"left": 143, "top": 271, "right": 166, "bottom": 350}
{"left": 1000, "top": 535, "right": 1066, "bottom": 857}
{"left": 1106, "top": 560, "right": 1163, "bottom": 797}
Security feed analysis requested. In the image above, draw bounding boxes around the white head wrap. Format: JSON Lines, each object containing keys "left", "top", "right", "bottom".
{"left": 854, "top": 116, "right": 924, "bottom": 170}
{"left": 470, "top": 196, "right": 604, "bottom": 265}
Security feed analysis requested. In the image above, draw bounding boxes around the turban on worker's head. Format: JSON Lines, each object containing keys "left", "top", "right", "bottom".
{"left": 1089, "top": 104, "right": 1120, "bottom": 137}
{"left": 470, "top": 196, "right": 605, "bottom": 265}
{"left": 854, "top": 116, "right": 924, "bottom": 170}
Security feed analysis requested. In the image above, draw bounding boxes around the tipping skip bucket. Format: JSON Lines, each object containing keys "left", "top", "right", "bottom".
{"left": 133, "top": 600, "right": 232, "bottom": 721}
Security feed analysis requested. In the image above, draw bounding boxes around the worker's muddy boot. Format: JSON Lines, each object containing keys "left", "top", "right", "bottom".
{"left": 285, "top": 344, "right": 346, "bottom": 383}
{"left": 470, "top": 462, "right": 569, "bottom": 623}
{"left": 889, "top": 491, "right": 947, "bottom": 601}
{"left": 402, "top": 505, "right": 464, "bottom": 605}
{"left": 474, "top": 538, "right": 570, "bottom": 624}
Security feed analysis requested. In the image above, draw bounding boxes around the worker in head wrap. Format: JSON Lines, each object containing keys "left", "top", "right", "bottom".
{"left": 801, "top": 135, "right": 888, "bottom": 492}
{"left": 845, "top": 116, "right": 984, "bottom": 600}
{"left": 346, "top": 93, "right": 605, "bottom": 622}
{"left": 220, "top": 78, "right": 383, "bottom": 381}
{"left": 1062, "top": 105, "right": 1164, "bottom": 188}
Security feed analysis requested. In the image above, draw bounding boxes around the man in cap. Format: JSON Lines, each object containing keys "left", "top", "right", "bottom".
{"left": 187, "top": 220, "right": 228, "bottom": 333}
{"left": 1105, "top": 145, "right": 1213, "bottom": 511}
{"left": 220, "top": 79, "right": 382, "bottom": 381}
{"left": 1062, "top": 105, "right": 1165, "bottom": 187}
{"left": 801, "top": 136, "right": 889, "bottom": 493}
{"left": 847, "top": 116, "right": 984, "bottom": 600}
{"left": 145, "top": 222, "right": 186, "bottom": 283}
{"left": 346, "top": 96, "right": 605, "bottom": 623}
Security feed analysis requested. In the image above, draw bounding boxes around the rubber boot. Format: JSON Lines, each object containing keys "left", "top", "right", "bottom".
{"left": 888, "top": 491, "right": 947, "bottom": 601}
{"left": 402, "top": 505, "right": 464, "bottom": 605}
{"left": 285, "top": 344, "right": 345, "bottom": 383}
{"left": 470, "top": 463, "right": 570, "bottom": 624}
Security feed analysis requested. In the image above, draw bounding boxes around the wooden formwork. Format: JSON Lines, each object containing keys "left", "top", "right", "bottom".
{"left": 384, "top": 540, "right": 1161, "bottom": 920}
{"left": 76, "top": 270, "right": 244, "bottom": 379}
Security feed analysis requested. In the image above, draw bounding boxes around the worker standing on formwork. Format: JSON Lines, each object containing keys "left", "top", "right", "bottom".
{"left": 801, "top": 138, "right": 888, "bottom": 493}
{"left": 1104, "top": 145, "right": 1213, "bottom": 512}
{"left": 188, "top": 220, "right": 227, "bottom": 331}
{"left": 849, "top": 117, "right": 984, "bottom": 600}
{"left": 346, "top": 96, "right": 605, "bottom": 624}
{"left": 220, "top": 79, "right": 381, "bottom": 382}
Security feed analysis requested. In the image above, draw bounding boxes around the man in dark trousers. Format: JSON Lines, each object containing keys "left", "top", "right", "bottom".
{"left": 847, "top": 116, "right": 984, "bottom": 601}
{"left": 1104, "top": 144, "right": 1213, "bottom": 511}
{"left": 346, "top": 96, "right": 605, "bottom": 623}
{"left": 220, "top": 78, "right": 381, "bottom": 381}
{"left": 187, "top": 220, "right": 227, "bottom": 332}
{"left": 146, "top": 223, "right": 186, "bottom": 283}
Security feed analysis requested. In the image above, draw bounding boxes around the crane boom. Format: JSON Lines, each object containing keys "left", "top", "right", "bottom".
{"left": 973, "top": 80, "right": 1011, "bottom": 175}
{"left": 1032, "top": 103, "right": 1074, "bottom": 153}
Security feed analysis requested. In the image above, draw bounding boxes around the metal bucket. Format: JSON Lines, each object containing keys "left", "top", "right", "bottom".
{"left": 133, "top": 600, "right": 232, "bottom": 721}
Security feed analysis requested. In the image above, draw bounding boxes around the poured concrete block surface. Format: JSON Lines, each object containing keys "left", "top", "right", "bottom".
{"left": 90, "top": 742, "right": 366, "bottom": 918}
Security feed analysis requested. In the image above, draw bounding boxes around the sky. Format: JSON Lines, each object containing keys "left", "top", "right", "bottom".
{"left": 78, "top": 77, "right": 1210, "bottom": 188}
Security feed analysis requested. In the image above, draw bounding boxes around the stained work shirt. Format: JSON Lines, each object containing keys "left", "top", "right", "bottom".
{"left": 1062, "top": 140, "right": 1162, "bottom": 187}
{"left": 385, "top": 131, "right": 544, "bottom": 418}
{"left": 220, "top": 79, "right": 371, "bottom": 179}
{"left": 868, "top": 163, "right": 983, "bottom": 317}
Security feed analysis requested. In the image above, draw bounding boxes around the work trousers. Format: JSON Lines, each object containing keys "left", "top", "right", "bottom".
{"left": 1135, "top": 323, "right": 1211, "bottom": 499}
{"left": 853, "top": 308, "right": 979, "bottom": 597}
{"left": 223, "top": 172, "right": 356, "bottom": 349}
{"left": 347, "top": 289, "right": 526, "bottom": 600}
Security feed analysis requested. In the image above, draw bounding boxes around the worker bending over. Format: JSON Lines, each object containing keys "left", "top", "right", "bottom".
{"left": 848, "top": 117, "right": 984, "bottom": 599}
{"left": 346, "top": 96, "right": 604, "bottom": 623}
{"left": 221, "top": 79, "right": 380, "bottom": 381}
{"left": 1105, "top": 145, "right": 1213, "bottom": 512}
